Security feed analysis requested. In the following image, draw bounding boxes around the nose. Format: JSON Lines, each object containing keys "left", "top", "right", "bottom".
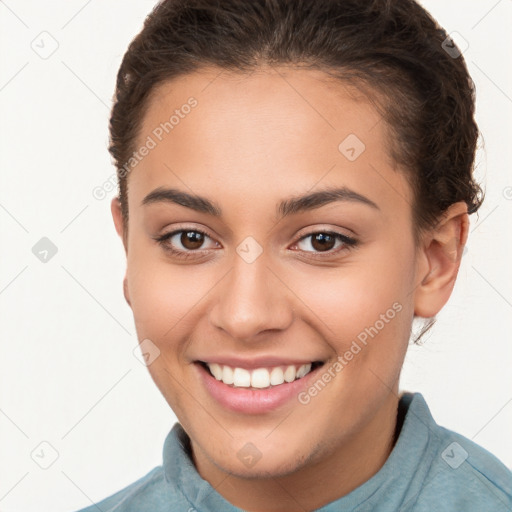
{"left": 209, "top": 256, "right": 294, "bottom": 341}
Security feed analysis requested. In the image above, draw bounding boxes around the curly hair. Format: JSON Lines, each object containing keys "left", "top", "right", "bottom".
{"left": 109, "top": 0, "right": 483, "bottom": 237}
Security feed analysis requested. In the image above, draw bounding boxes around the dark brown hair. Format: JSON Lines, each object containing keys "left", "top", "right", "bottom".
{"left": 109, "top": 0, "right": 483, "bottom": 234}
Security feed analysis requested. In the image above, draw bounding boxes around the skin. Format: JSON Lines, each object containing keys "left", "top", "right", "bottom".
{"left": 111, "top": 66, "right": 469, "bottom": 512}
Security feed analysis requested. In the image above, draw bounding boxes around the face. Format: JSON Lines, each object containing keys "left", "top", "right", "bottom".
{"left": 115, "top": 67, "right": 427, "bottom": 479}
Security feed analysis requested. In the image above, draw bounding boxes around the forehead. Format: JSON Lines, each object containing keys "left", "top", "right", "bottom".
{"left": 141, "top": 66, "right": 386, "bottom": 155}
{"left": 128, "top": 66, "right": 411, "bottom": 219}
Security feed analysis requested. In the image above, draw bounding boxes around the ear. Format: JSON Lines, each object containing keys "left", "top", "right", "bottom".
{"left": 111, "top": 197, "right": 131, "bottom": 307}
{"left": 414, "top": 201, "right": 469, "bottom": 318}
{"left": 111, "top": 197, "right": 127, "bottom": 252}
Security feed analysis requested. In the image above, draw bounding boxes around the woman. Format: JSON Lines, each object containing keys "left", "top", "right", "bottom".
{"left": 76, "top": 0, "right": 512, "bottom": 510}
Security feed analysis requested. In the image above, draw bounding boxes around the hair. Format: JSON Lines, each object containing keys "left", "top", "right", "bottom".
{"left": 108, "top": 0, "right": 484, "bottom": 339}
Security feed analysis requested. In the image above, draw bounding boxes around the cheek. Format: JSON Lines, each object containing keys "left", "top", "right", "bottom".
{"left": 125, "top": 250, "right": 208, "bottom": 414}
{"left": 289, "top": 245, "right": 416, "bottom": 361}
{"left": 125, "top": 249, "right": 211, "bottom": 341}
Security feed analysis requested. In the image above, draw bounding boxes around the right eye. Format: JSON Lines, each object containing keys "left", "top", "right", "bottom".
{"left": 154, "top": 228, "right": 221, "bottom": 259}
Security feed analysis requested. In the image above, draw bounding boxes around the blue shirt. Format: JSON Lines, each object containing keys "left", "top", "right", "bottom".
{"left": 75, "top": 392, "right": 512, "bottom": 511}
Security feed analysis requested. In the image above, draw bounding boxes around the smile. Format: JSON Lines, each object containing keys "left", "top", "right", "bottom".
{"left": 201, "top": 361, "right": 323, "bottom": 389}
{"left": 194, "top": 357, "right": 327, "bottom": 414}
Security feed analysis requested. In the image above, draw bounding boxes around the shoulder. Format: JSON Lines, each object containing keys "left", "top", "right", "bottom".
{"left": 72, "top": 465, "right": 189, "bottom": 512}
{"left": 411, "top": 422, "right": 512, "bottom": 511}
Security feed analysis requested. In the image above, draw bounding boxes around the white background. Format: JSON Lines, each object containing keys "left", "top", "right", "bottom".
{"left": 0, "top": 1, "right": 511, "bottom": 511}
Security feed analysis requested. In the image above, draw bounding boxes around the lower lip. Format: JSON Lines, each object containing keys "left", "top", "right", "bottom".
{"left": 195, "top": 362, "right": 324, "bottom": 414}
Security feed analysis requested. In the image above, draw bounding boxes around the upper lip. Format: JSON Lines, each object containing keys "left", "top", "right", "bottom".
{"left": 196, "top": 355, "right": 325, "bottom": 369}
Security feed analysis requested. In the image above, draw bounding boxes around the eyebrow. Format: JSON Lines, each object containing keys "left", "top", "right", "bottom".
{"left": 141, "top": 186, "right": 379, "bottom": 218}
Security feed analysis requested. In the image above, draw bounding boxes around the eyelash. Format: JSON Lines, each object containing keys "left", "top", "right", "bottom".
{"left": 154, "top": 227, "right": 358, "bottom": 261}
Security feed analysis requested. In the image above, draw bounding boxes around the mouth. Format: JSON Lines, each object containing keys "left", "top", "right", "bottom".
{"left": 194, "top": 358, "right": 328, "bottom": 414}
{"left": 197, "top": 360, "right": 325, "bottom": 389}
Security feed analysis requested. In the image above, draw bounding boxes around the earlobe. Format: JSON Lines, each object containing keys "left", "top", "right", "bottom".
{"left": 414, "top": 202, "right": 469, "bottom": 318}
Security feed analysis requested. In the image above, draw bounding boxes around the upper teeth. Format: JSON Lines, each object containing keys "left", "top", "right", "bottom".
{"left": 206, "top": 363, "right": 313, "bottom": 388}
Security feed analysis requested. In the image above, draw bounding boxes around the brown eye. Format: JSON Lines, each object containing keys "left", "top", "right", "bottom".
{"left": 310, "top": 233, "right": 336, "bottom": 252}
{"left": 155, "top": 228, "right": 219, "bottom": 258}
{"left": 180, "top": 230, "right": 205, "bottom": 250}
{"left": 294, "top": 231, "right": 357, "bottom": 256}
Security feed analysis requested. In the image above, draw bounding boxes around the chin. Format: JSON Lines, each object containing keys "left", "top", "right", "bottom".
{"left": 217, "top": 450, "right": 314, "bottom": 480}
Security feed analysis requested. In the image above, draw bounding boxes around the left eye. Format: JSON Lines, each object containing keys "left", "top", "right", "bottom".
{"left": 293, "top": 232, "right": 357, "bottom": 253}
